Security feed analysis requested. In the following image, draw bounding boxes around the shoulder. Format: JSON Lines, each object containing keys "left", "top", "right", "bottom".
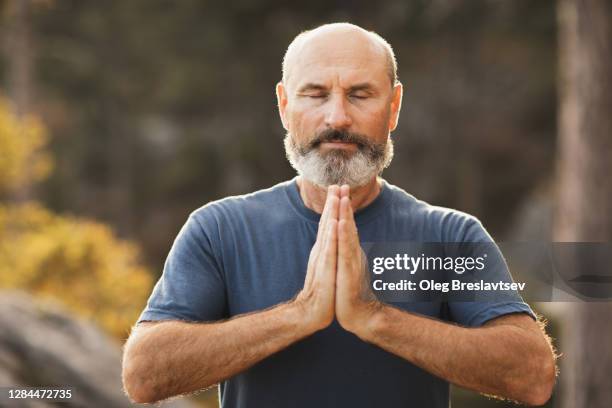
{"left": 189, "top": 179, "right": 293, "bottom": 227}
{"left": 384, "top": 181, "right": 489, "bottom": 242}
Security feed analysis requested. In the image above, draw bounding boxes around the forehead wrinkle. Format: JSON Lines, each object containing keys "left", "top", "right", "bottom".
{"left": 283, "top": 25, "right": 391, "bottom": 91}
{"left": 292, "top": 68, "right": 378, "bottom": 96}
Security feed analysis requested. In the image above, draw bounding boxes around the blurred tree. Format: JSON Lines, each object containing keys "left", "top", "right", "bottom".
{"left": 0, "top": 96, "right": 153, "bottom": 339}
{"left": 556, "top": 0, "right": 612, "bottom": 406}
{"left": 2, "top": 0, "right": 36, "bottom": 200}
{"left": 2, "top": 0, "right": 33, "bottom": 115}
{"left": 1, "top": 0, "right": 556, "bottom": 270}
{"left": 0, "top": 97, "right": 51, "bottom": 195}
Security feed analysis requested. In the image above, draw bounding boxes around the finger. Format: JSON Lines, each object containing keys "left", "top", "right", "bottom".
{"left": 309, "top": 188, "right": 336, "bottom": 284}
{"left": 338, "top": 197, "right": 352, "bottom": 271}
{"left": 304, "top": 243, "right": 318, "bottom": 288}
{"left": 308, "top": 186, "right": 339, "bottom": 290}
{"left": 327, "top": 195, "right": 340, "bottom": 228}
{"left": 316, "top": 185, "right": 340, "bottom": 242}
{"left": 337, "top": 218, "right": 351, "bottom": 288}
{"left": 316, "top": 188, "right": 332, "bottom": 241}
{"left": 319, "top": 218, "right": 338, "bottom": 289}
{"left": 339, "top": 195, "right": 356, "bottom": 235}
{"left": 315, "top": 204, "right": 335, "bottom": 271}
{"left": 338, "top": 218, "right": 347, "bottom": 265}
{"left": 340, "top": 184, "right": 350, "bottom": 200}
{"left": 316, "top": 194, "right": 339, "bottom": 251}
{"left": 338, "top": 216, "right": 364, "bottom": 298}
{"left": 339, "top": 196, "right": 361, "bottom": 274}
{"left": 339, "top": 194, "right": 349, "bottom": 222}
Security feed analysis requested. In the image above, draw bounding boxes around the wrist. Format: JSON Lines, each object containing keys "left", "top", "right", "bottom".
{"left": 287, "top": 296, "right": 325, "bottom": 337}
{"left": 345, "top": 300, "right": 386, "bottom": 342}
{"left": 364, "top": 301, "right": 387, "bottom": 341}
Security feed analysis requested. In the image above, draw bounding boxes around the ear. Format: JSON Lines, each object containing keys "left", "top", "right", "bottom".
{"left": 388, "top": 82, "right": 403, "bottom": 132}
{"left": 276, "top": 81, "right": 289, "bottom": 131}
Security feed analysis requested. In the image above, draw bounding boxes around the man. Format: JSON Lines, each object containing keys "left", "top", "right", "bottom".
{"left": 122, "top": 23, "right": 556, "bottom": 407}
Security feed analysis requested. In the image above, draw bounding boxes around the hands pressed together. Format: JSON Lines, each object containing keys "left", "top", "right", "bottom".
{"left": 295, "top": 184, "right": 381, "bottom": 337}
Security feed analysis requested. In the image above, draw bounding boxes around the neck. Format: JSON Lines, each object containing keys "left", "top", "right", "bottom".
{"left": 296, "top": 176, "right": 382, "bottom": 214}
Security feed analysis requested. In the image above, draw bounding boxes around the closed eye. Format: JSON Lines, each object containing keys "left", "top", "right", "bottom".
{"left": 298, "top": 93, "right": 328, "bottom": 99}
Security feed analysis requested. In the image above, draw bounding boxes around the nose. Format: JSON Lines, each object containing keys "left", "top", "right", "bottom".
{"left": 324, "top": 94, "right": 352, "bottom": 129}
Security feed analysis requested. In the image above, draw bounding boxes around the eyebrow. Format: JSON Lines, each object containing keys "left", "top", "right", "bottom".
{"left": 296, "top": 82, "right": 377, "bottom": 93}
{"left": 296, "top": 83, "right": 328, "bottom": 93}
{"left": 347, "top": 83, "right": 376, "bottom": 93}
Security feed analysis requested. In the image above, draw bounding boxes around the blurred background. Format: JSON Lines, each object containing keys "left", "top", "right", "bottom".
{"left": 0, "top": 0, "right": 610, "bottom": 407}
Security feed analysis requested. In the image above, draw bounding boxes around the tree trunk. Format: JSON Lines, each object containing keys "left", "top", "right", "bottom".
{"left": 2, "top": 0, "right": 34, "bottom": 201}
{"left": 3, "top": 0, "right": 33, "bottom": 116}
{"left": 556, "top": 0, "right": 612, "bottom": 407}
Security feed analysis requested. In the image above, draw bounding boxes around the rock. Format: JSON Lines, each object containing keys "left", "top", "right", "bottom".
{"left": 0, "top": 290, "right": 197, "bottom": 408}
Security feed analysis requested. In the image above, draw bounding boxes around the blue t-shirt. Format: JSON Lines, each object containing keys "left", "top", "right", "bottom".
{"left": 138, "top": 178, "right": 535, "bottom": 408}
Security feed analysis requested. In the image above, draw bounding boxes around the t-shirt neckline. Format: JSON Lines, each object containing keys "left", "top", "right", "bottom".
{"left": 284, "top": 176, "right": 391, "bottom": 226}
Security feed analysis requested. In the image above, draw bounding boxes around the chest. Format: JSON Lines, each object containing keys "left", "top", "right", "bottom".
{"left": 219, "top": 221, "right": 444, "bottom": 321}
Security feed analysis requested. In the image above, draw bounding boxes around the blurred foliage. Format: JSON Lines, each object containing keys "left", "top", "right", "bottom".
{"left": 0, "top": 97, "right": 152, "bottom": 340}
{"left": 0, "top": 2, "right": 563, "bottom": 406}
{"left": 0, "top": 97, "right": 52, "bottom": 194}
{"left": 0, "top": 0, "right": 558, "bottom": 270}
{"left": 0, "top": 202, "right": 152, "bottom": 339}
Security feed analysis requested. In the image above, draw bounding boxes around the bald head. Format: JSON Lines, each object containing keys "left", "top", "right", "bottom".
{"left": 281, "top": 23, "right": 398, "bottom": 90}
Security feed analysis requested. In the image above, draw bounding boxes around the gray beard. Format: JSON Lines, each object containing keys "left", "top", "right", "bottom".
{"left": 283, "top": 133, "right": 394, "bottom": 188}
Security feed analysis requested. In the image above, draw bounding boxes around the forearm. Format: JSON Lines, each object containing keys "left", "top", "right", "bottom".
{"left": 123, "top": 301, "right": 312, "bottom": 403}
{"left": 356, "top": 305, "right": 553, "bottom": 405}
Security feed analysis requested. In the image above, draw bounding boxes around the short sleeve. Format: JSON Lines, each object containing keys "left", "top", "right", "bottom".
{"left": 137, "top": 213, "right": 228, "bottom": 323}
{"left": 446, "top": 217, "right": 536, "bottom": 327}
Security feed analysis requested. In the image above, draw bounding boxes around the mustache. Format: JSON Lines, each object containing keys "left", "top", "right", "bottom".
{"left": 309, "top": 129, "right": 370, "bottom": 149}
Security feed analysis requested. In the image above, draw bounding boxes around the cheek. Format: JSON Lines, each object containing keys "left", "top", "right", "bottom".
{"left": 289, "top": 107, "right": 320, "bottom": 139}
{"left": 363, "top": 105, "right": 392, "bottom": 138}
